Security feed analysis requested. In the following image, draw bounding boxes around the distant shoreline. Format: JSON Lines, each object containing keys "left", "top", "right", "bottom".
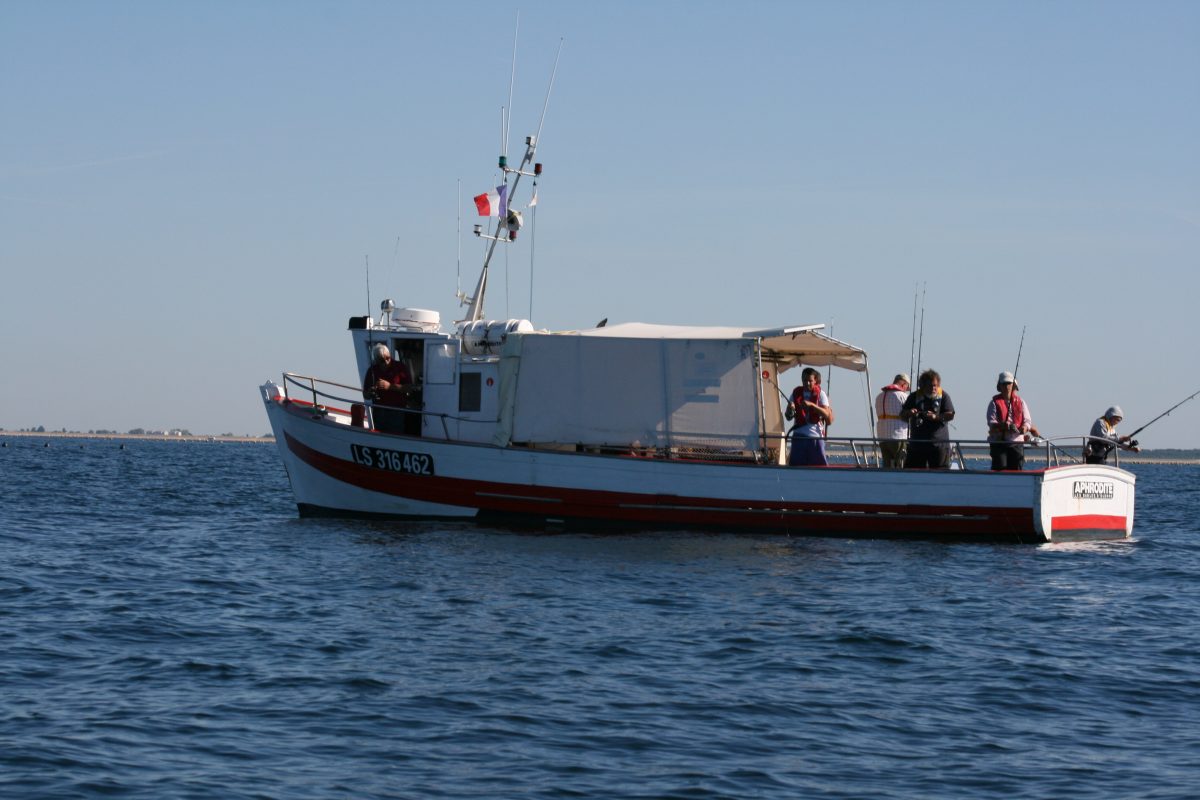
{"left": 1, "top": 431, "right": 273, "bottom": 444}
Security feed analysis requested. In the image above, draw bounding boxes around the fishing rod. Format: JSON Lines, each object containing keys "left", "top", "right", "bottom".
{"left": 914, "top": 282, "right": 926, "bottom": 378}
{"left": 1013, "top": 325, "right": 1026, "bottom": 381}
{"left": 763, "top": 369, "right": 790, "bottom": 403}
{"left": 1127, "top": 388, "right": 1200, "bottom": 440}
{"left": 825, "top": 320, "right": 833, "bottom": 397}
{"left": 909, "top": 282, "right": 918, "bottom": 380}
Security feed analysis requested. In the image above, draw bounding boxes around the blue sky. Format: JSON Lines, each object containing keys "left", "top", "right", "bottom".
{"left": 2, "top": 1, "right": 1198, "bottom": 445}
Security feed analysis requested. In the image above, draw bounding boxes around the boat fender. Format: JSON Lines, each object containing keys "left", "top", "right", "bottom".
{"left": 462, "top": 320, "right": 492, "bottom": 354}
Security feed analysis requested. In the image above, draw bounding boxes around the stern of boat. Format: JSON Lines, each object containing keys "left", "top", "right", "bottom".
{"left": 1037, "top": 464, "right": 1135, "bottom": 542}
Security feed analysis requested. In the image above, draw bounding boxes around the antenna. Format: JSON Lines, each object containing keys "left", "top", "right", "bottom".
{"left": 535, "top": 39, "right": 564, "bottom": 145}
{"left": 461, "top": 39, "right": 562, "bottom": 325}
{"left": 365, "top": 254, "right": 371, "bottom": 318}
{"left": 529, "top": 184, "right": 537, "bottom": 321}
{"left": 505, "top": 11, "right": 519, "bottom": 158}
{"left": 525, "top": 39, "right": 560, "bottom": 325}
{"left": 456, "top": 179, "right": 462, "bottom": 301}
{"left": 391, "top": 235, "right": 400, "bottom": 297}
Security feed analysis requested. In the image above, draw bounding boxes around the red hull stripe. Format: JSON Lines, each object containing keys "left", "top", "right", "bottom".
{"left": 283, "top": 431, "right": 1043, "bottom": 535}
{"left": 1051, "top": 514, "right": 1127, "bottom": 531}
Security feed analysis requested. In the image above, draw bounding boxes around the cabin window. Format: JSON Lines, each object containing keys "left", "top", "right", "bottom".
{"left": 459, "top": 372, "right": 482, "bottom": 412}
{"left": 426, "top": 343, "right": 457, "bottom": 384}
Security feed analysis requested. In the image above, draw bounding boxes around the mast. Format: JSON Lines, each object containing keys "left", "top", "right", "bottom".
{"left": 463, "top": 136, "right": 540, "bottom": 323}
{"left": 460, "top": 39, "right": 562, "bottom": 325}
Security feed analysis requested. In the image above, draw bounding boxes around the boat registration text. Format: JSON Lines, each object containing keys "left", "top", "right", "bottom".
{"left": 350, "top": 444, "right": 435, "bottom": 476}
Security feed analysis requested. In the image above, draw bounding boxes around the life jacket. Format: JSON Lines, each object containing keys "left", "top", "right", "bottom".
{"left": 1086, "top": 418, "right": 1116, "bottom": 458}
{"left": 791, "top": 385, "right": 826, "bottom": 428}
{"left": 878, "top": 385, "right": 906, "bottom": 420}
{"left": 992, "top": 393, "right": 1025, "bottom": 431}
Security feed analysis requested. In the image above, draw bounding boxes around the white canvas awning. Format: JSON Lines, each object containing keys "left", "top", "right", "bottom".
{"left": 492, "top": 322, "right": 868, "bottom": 451}
{"left": 575, "top": 322, "right": 868, "bottom": 373}
{"left": 495, "top": 333, "right": 763, "bottom": 450}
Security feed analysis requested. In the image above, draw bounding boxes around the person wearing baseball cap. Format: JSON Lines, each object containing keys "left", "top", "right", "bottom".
{"left": 1085, "top": 406, "right": 1140, "bottom": 464}
{"left": 986, "top": 370, "right": 1032, "bottom": 470}
{"left": 874, "top": 372, "right": 910, "bottom": 468}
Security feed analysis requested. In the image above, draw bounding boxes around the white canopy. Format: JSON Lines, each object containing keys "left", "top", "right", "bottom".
{"left": 575, "top": 322, "right": 869, "bottom": 373}
{"left": 493, "top": 322, "right": 869, "bottom": 453}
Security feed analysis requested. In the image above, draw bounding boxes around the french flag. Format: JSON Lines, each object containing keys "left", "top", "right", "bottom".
{"left": 473, "top": 184, "right": 508, "bottom": 217}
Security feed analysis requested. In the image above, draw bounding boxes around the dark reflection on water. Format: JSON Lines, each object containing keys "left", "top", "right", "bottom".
{"left": 2, "top": 439, "right": 1198, "bottom": 799}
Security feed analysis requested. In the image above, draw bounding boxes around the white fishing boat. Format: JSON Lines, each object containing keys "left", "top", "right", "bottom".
{"left": 260, "top": 110, "right": 1134, "bottom": 544}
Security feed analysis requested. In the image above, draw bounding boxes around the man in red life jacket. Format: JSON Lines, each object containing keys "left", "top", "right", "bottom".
{"left": 363, "top": 343, "right": 415, "bottom": 434}
{"left": 786, "top": 367, "right": 834, "bottom": 466}
{"left": 874, "top": 372, "right": 910, "bottom": 468}
{"left": 986, "top": 370, "right": 1032, "bottom": 470}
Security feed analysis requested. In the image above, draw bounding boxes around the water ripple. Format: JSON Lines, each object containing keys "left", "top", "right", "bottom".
{"left": 1, "top": 442, "right": 1198, "bottom": 798}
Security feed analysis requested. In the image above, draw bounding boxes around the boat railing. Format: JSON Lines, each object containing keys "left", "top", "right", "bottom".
{"left": 279, "top": 372, "right": 502, "bottom": 440}
{"left": 279, "top": 372, "right": 448, "bottom": 436}
{"left": 1080, "top": 434, "right": 1134, "bottom": 467}
{"left": 275, "top": 376, "right": 1123, "bottom": 469}
{"left": 767, "top": 433, "right": 1109, "bottom": 469}
{"left": 281, "top": 372, "right": 362, "bottom": 413}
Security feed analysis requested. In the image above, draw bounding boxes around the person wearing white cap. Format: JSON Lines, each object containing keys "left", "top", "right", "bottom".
{"left": 986, "top": 371, "right": 1032, "bottom": 470}
{"left": 874, "top": 372, "right": 910, "bottom": 468}
{"left": 1085, "top": 406, "right": 1140, "bottom": 464}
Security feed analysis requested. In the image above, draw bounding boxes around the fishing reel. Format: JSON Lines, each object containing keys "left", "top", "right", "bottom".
{"left": 1128, "top": 439, "right": 1139, "bottom": 448}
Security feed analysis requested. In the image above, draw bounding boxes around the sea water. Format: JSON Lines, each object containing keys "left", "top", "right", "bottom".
{"left": 2, "top": 439, "right": 1198, "bottom": 799}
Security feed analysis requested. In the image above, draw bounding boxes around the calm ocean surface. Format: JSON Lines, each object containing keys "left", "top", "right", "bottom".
{"left": 2, "top": 438, "right": 1198, "bottom": 799}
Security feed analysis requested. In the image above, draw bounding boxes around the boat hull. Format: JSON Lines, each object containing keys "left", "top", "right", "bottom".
{"left": 262, "top": 386, "right": 1134, "bottom": 543}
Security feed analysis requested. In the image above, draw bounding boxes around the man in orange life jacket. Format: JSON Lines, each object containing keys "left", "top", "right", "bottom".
{"left": 986, "top": 370, "right": 1032, "bottom": 471}
{"left": 786, "top": 367, "right": 834, "bottom": 466}
{"left": 874, "top": 373, "right": 910, "bottom": 468}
